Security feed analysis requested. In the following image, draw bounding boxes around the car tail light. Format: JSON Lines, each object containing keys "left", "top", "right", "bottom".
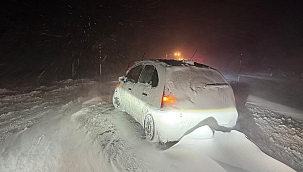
{"left": 161, "top": 94, "right": 175, "bottom": 107}
{"left": 116, "top": 84, "right": 121, "bottom": 89}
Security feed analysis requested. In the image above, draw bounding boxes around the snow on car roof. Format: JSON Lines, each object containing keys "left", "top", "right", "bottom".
{"left": 135, "top": 59, "right": 215, "bottom": 70}
{"left": 157, "top": 59, "right": 212, "bottom": 68}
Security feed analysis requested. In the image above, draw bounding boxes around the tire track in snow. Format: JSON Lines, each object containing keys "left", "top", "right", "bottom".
{"left": 71, "top": 102, "right": 147, "bottom": 172}
{"left": 0, "top": 115, "right": 61, "bottom": 172}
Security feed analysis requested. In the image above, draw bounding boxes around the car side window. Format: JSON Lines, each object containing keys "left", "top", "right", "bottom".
{"left": 139, "top": 65, "right": 154, "bottom": 84}
{"left": 139, "top": 65, "right": 159, "bottom": 87}
{"left": 151, "top": 68, "right": 159, "bottom": 87}
{"left": 126, "top": 65, "right": 143, "bottom": 83}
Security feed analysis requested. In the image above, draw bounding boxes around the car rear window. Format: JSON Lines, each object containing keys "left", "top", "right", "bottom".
{"left": 167, "top": 66, "right": 227, "bottom": 85}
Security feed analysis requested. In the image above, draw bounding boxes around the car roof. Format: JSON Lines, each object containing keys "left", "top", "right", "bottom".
{"left": 158, "top": 59, "right": 212, "bottom": 68}
{"left": 135, "top": 59, "right": 214, "bottom": 70}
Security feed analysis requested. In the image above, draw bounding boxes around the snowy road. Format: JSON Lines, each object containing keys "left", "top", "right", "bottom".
{"left": 0, "top": 76, "right": 301, "bottom": 171}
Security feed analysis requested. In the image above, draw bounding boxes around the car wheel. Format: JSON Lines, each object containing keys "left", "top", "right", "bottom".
{"left": 144, "top": 115, "right": 158, "bottom": 142}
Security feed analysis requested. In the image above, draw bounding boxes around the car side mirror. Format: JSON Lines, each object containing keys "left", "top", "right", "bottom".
{"left": 118, "top": 76, "right": 126, "bottom": 83}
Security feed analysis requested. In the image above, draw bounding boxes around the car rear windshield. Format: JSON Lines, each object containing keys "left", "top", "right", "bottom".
{"left": 167, "top": 65, "right": 227, "bottom": 85}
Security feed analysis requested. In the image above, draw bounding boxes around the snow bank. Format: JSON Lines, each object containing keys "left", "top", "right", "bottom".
{"left": 245, "top": 103, "right": 303, "bottom": 171}
{"left": 0, "top": 88, "right": 15, "bottom": 95}
{"left": 0, "top": 76, "right": 299, "bottom": 171}
{"left": 167, "top": 127, "right": 294, "bottom": 172}
{"left": 248, "top": 95, "right": 303, "bottom": 121}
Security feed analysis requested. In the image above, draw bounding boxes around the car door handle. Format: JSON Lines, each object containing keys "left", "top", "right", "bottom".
{"left": 128, "top": 88, "right": 132, "bottom": 91}
{"left": 142, "top": 93, "right": 147, "bottom": 96}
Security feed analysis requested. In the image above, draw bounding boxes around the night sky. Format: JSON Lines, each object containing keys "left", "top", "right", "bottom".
{"left": 1, "top": 0, "right": 303, "bottom": 86}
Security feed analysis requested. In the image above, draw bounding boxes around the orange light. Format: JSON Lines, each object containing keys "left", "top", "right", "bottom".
{"left": 174, "top": 52, "right": 181, "bottom": 56}
{"left": 163, "top": 96, "right": 169, "bottom": 102}
{"left": 116, "top": 84, "right": 121, "bottom": 88}
{"left": 162, "top": 95, "right": 175, "bottom": 107}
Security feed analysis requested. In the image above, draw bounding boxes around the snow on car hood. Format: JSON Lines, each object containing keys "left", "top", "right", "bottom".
{"left": 164, "top": 66, "right": 236, "bottom": 109}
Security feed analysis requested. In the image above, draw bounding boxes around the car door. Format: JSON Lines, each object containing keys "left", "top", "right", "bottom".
{"left": 122, "top": 64, "right": 143, "bottom": 115}
{"left": 133, "top": 64, "right": 161, "bottom": 121}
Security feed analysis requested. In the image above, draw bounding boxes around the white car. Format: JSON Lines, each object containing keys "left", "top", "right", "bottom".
{"left": 113, "top": 59, "right": 238, "bottom": 143}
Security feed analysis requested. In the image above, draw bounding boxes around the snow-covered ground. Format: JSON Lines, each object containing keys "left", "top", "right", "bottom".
{"left": 0, "top": 74, "right": 302, "bottom": 171}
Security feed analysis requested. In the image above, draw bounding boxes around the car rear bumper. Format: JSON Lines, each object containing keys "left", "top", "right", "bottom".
{"left": 152, "top": 107, "right": 238, "bottom": 142}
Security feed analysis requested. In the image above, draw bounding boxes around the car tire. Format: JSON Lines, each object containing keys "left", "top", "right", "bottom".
{"left": 144, "top": 115, "right": 158, "bottom": 142}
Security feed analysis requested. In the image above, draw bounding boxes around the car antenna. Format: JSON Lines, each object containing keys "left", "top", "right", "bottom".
{"left": 190, "top": 50, "right": 197, "bottom": 61}
{"left": 141, "top": 53, "right": 145, "bottom": 61}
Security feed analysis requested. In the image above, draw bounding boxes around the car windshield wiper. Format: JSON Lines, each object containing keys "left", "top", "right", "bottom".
{"left": 204, "top": 83, "right": 229, "bottom": 89}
